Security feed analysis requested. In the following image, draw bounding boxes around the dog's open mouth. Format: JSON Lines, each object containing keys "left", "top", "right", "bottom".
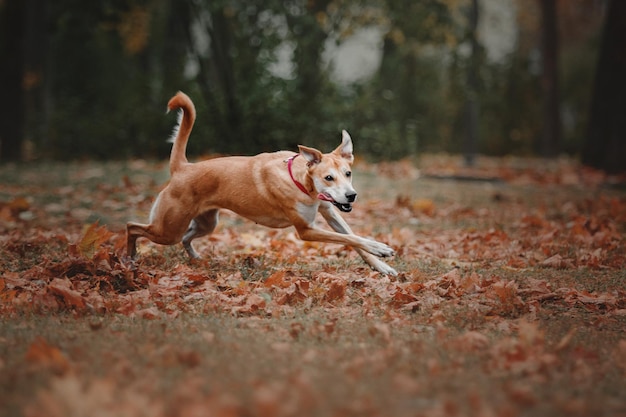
{"left": 318, "top": 193, "right": 353, "bottom": 213}
{"left": 334, "top": 202, "right": 353, "bottom": 212}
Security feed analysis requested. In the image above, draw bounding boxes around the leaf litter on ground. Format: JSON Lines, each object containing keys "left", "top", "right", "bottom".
{"left": 0, "top": 156, "right": 625, "bottom": 417}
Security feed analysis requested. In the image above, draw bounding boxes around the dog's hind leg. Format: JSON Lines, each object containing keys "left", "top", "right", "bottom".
{"left": 127, "top": 190, "right": 197, "bottom": 258}
{"left": 126, "top": 221, "right": 183, "bottom": 258}
{"left": 182, "top": 209, "right": 219, "bottom": 259}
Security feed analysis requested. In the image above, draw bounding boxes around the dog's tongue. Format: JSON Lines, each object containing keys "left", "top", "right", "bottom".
{"left": 317, "top": 193, "right": 334, "bottom": 202}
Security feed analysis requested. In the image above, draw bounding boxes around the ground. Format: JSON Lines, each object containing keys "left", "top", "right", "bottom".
{"left": 0, "top": 155, "right": 625, "bottom": 417}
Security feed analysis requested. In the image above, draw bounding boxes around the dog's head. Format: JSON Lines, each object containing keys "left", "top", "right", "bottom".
{"left": 299, "top": 130, "right": 357, "bottom": 213}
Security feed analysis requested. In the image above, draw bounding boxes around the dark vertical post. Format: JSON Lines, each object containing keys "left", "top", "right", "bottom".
{"left": 539, "top": 0, "right": 561, "bottom": 157}
{"left": 0, "top": 0, "right": 26, "bottom": 161}
{"left": 583, "top": 0, "right": 626, "bottom": 173}
{"left": 464, "top": 0, "right": 479, "bottom": 167}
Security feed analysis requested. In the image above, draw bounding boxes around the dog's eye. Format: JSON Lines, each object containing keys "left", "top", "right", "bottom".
{"left": 345, "top": 171, "right": 352, "bottom": 178}
{"left": 325, "top": 175, "right": 334, "bottom": 182}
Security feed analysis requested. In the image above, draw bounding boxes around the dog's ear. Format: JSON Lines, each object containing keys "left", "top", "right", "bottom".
{"left": 298, "top": 145, "right": 323, "bottom": 166}
{"left": 333, "top": 130, "right": 354, "bottom": 163}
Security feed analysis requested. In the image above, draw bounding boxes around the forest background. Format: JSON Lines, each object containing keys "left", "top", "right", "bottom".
{"left": 1, "top": 0, "right": 625, "bottom": 173}
{"left": 2, "top": 2, "right": 626, "bottom": 416}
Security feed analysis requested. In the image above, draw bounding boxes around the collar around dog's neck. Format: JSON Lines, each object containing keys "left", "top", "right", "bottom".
{"left": 287, "top": 154, "right": 311, "bottom": 196}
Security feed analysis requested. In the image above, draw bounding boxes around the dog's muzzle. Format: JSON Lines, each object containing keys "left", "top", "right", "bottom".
{"left": 318, "top": 192, "right": 355, "bottom": 212}
{"left": 335, "top": 192, "right": 356, "bottom": 212}
{"left": 334, "top": 202, "right": 353, "bottom": 212}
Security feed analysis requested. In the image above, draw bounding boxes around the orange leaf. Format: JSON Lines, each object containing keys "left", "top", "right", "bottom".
{"left": 412, "top": 198, "right": 436, "bottom": 216}
{"left": 264, "top": 270, "right": 294, "bottom": 289}
{"left": 323, "top": 280, "right": 346, "bottom": 303}
{"left": 275, "top": 281, "right": 308, "bottom": 305}
{"left": 48, "top": 278, "right": 86, "bottom": 310}
{"left": 25, "top": 337, "right": 71, "bottom": 374}
{"left": 0, "top": 197, "right": 30, "bottom": 221}
{"left": 0, "top": 289, "right": 17, "bottom": 304}
{"left": 76, "top": 222, "right": 113, "bottom": 259}
{"left": 391, "top": 289, "right": 418, "bottom": 308}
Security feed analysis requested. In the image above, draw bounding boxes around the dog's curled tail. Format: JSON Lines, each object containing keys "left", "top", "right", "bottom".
{"left": 166, "top": 91, "right": 196, "bottom": 174}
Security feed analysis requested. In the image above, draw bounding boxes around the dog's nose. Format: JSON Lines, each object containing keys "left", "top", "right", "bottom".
{"left": 346, "top": 192, "right": 357, "bottom": 203}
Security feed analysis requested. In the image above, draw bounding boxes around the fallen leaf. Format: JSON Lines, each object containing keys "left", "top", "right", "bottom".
{"left": 541, "top": 254, "right": 574, "bottom": 269}
{"left": 264, "top": 270, "right": 294, "bottom": 289}
{"left": 454, "top": 331, "right": 490, "bottom": 352}
{"left": 324, "top": 280, "right": 346, "bottom": 303}
{"left": 47, "top": 278, "right": 86, "bottom": 310}
{"left": 136, "top": 306, "right": 161, "bottom": 319}
{"left": 25, "top": 337, "right": 71, "bottom": 375}
{"left": 554, "top": 328, "right": 577, "bottom": 352}
{"left": 74, "top": 222, "right": 113, "bottom": 259}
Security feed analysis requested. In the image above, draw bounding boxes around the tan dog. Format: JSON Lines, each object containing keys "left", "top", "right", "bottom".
{"left": 127, "top": 92, "right": 397, "bottom": 276}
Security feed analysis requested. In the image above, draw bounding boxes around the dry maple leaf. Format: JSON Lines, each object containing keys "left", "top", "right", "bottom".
{"left": 264, "top": 270, "right": 295, "bottom": 289}
{"left": 323, "top": 280, "right": 346, "bottom": 303}
{"left": 390, "top": 288, "right": 418, "bottom": 308}
{"left": 275, "top": 281, "right": 308, "bottom": 306}
{"left": 72, "top": 221, "right": 114, "bottom": 259}
{"left": 541, "top": 254, "right": 574, "bottom": 269}
{"left": 47, "top": 278, "right": 87, "bottom": 310}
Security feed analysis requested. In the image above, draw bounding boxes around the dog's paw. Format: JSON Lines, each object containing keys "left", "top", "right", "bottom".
{"left": 365, "top": 239, "right": 395, "bottom": 258}
{"left": 369, "top": 259, "right": 398, "bottom": 276}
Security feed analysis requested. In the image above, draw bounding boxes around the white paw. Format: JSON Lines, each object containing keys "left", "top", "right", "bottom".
{"left": 365, "top": 239, "right": 395, "bottom": 258}
{"left": 370, "top": 259, "right": 398, "bottom": 276}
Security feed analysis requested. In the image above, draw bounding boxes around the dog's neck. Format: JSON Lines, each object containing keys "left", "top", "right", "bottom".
{"left": 287, "top": 155, "right": 312, "bottom": 196}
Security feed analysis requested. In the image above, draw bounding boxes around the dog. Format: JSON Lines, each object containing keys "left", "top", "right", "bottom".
{"left": 127, "top": 92, "right": 397, "bottom": 276}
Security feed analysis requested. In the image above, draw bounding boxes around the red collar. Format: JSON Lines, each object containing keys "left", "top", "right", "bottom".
{"left": 287, "top": 154, "right": 310, "bottom": 196}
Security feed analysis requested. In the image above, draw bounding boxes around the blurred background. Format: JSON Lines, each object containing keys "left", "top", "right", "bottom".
{"left": 0, "top": 0, "right": 624, "bottom": 172}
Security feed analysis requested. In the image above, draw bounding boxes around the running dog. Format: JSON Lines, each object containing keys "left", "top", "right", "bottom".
{"left": 127, "top": 92, "right": 397, "bottom": 275}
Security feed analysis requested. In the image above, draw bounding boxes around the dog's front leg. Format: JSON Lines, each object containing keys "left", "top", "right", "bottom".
{"left": 318, "top": 204, "right": 398, "bottom": 276}
{"left": 296, "top": 225, "right": 393, "bottom": 257}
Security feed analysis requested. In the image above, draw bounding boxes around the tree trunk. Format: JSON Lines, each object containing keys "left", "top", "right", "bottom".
{"left": 583, "top": 0, "right": 626, "bottom": 174}
{"left": 464, "top": 0, "right": 479, "bottom": 167}
{"left": 539, "top": 0, "right": 561, "bottom": 158}
{"left": 0, "top": 0, "right": 26, "bottom": 161}
{"left": 23, "top": 0, "right": 49, "bottom": 159}
{"left": 285, "top": 0, "right": 330, "bottom": 145}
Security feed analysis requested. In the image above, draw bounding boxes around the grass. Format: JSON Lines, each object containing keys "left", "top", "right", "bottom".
{"left": 2, "top": 302, "right": 624, "bottom": 416}
{"left": 1, "top": 157, "right": 625, "bottom": 416}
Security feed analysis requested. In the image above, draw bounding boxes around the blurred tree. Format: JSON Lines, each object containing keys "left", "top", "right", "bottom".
{"left": 44, "top": 0, "right": 189, "bottom": 159}
{"left": 183, "top": 0, "right": 350, "bottom": 155}
{"left": 23, "top": 0, "right": 49, "bottom": 160}
{"left": 558, "top": 0, "right": 604, "bottom": 154}
{"left": 284, "top": 0, "right": 332, "bottom": 145}
{"left": 0, "top": 0, "right": 607, "bottom": 162}
{"left": 467, "top": 0, "right": 601, "bottom": 159}
{"left": 184, "top": 0, "right": 289, "bottom": 154}
{"left": 463, "top": 0, "right": 479, "bottom": 166}
{"left": 360, "top": 0, "right": 456, "bottom": 159}
{"left": 538, "top": 0, "right": 561, "bottom": 157}
{"left": 0, "top": 0, "right": 25, "bottom": 161}
{"left": 583, "top": 0, "right": 626, "bottom": 174}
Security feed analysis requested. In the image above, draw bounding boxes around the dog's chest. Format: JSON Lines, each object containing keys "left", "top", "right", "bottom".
{"left": 296, "top": 202, "right": 319, "bottom": 226}
{"left": 248, "top": 214, "right": 292, "bottom": 228}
